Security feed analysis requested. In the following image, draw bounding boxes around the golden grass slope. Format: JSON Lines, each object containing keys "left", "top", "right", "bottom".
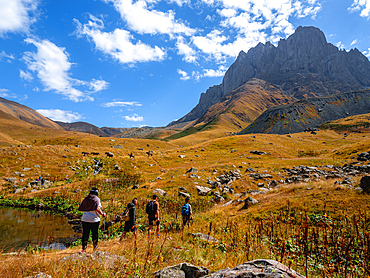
{"left": 320, "top": 112, "right": 370, "bottom": 133}
{"left": 0, "top": 97, "right": 62, "bottom": 130}
{"left": 0, "top": 123, "right": 370, "bottom": 277}
{"left": 167, "top": 78, "right": 294, "bottom": 145}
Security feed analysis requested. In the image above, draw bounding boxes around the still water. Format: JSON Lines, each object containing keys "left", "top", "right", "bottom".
{"left": 0, "top": 207, "right": 77, "bottom": 252}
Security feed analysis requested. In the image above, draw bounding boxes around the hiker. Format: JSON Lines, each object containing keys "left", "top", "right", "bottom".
{"left": 119, "top": 198, "right": 138, "bottom": 242}
{"left": 146, "top": 194, "right": 160, "bottom": 237}
{"left": 78, "top": 187, "right": 106, "bottom": 252}
{"left": 181, "top": 197, "right": 193, "bottom": 229}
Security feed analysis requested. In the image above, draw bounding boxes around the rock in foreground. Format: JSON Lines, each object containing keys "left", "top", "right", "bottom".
{"left": 154, "top": 259, "right": 305, "bottom": 278}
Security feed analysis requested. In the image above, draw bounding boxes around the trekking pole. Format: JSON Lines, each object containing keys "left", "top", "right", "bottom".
{"left": 103, "top": 213, "right": 106, "bottom": 232}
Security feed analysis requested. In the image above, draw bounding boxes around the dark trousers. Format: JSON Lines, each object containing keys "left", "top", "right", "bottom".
{"left": 82, "top": 221, "right": 100, "bottom": 249}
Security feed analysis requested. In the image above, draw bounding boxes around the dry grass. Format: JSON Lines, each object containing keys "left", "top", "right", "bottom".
{"left": 0, "top": 126, "right": 370, "bottom": 277}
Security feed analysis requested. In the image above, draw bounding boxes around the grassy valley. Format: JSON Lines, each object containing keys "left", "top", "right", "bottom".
{"left": 0, "top": 115, "right": 370, "bottom": 277}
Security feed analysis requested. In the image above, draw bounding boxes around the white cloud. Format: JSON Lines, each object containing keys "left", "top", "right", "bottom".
{"left": 202, "top": 65, "right": 227, "bottom": 77}
{"left": 23, "top": 38, "right": 108, "bottom": 102}
{"left": 179, "top": 65, "right": 227, "bottom": 81}
{"left": 363, "top": 48, "right": 370, "bottom": 58}
{"left": 167, "top": 0, "right": 190, "bottom": 6}
{"left": 89, "top": 79, "right": 109, "bottom": 92}
{"left": 124, "top": 113, "right": 144, "bottom": 121}
{"left": 0, "top": 0, "right": 39, "bottom": 36}
{"left": 336, "top": 41, "right": 345, "bottom": 50}
{"left": 176, "top": 36, "right": 197, "bottom": 63}
{"left": 36, "top": 109, "right": 84, "bottom": 123}
{"left": 75, "top": 16, "right": 166, "bottom": 64}
{"left": 350, "top": 39, "right": 358, "bottom": 46}
{"left": 349, "top": 0, "right": 370, "bottom": 18}
{"left": 102, "top": 101, "right": 142, "bottom": 107}
{"left": 103, "top": 0, "right": 195, "bottom": 36}
{"left": 19, "top": 69, "right": 33, "bottom": 81}
{"left": 0, "top": 51, "right": 15, "bottom": 62}
{"left": 177, "top": 69, "right": 190, "bottom": 80}
{"left": 194, "top": 0, "right": 321, "bottom": 60}
{"left": 0, "top": 88, "right": 9, "bottom": 97}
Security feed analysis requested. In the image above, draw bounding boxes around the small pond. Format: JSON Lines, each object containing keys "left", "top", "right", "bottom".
{"left": 0, "top": 207, "right": 77, "bottom": 252}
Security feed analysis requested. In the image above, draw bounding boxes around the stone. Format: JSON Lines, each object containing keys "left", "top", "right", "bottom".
{"left": 203, "top": 259, "right": 305, "bottom": 277}
{"left": 153, "top": 189, "right": 167, "bottom": 196}
{"left": 186, "top": 167, "right": 198, "bottom": 174}
{"left": 179, "top": 155, "right": 186, "bottom": 158}
{"left": 195, "top": 185, "right": 212, "bottom": 196}
{"left": 179, "top": 191, "right": 191, "bottom": 198}
{"left": 243, "top": 197, "right": 258, "bottom": 209}
{"left": 61, "top": 251, "right": 125, "bottom": 268}
{"left": 191, "top": 233, "right": 220, "bottom": 244}
{"left": 25, "top": 273, "right": 52, "bottom": 278}
{"left": 360, "top": 176, "right": 370, "bottom": 193}
{"left": 153, "top": 263, "right": 209, "bottom": 278}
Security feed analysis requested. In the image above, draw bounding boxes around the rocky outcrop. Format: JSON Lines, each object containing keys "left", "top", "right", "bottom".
{"left": 154, "top": 260, "right": 305, "bottom": 278}
{"left": 203, "top": 259, "right": 305, "bottom": 278}
{"left": 360, "top": 176, "right": 370, "bottom": 193}
{"left": 153, "top": 263, "right": 209, "bottom": 278}
{"left": 172, "top": 26, "right": 370, "bottom": 127}
{"left": 61, "top": 251, "right": 125, "bottom": 268}
{"left": 240, "top": 89, "right": 370, "bottom": 134}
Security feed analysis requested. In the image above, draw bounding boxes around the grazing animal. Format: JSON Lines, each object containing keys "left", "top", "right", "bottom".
{"left": 146, "top": 150, "right": 153, "bottom": 157}
{"left": 82, "top": 151, "right": 90, "bottom": 156}
{"left": 105, "top": 152, "right": 114, "bottom": 157}
{"left": 91, "top": 152, "right": 100, "bottom": 155}
{"left": 129, "top": 152, "right": 135, "bottom": 158}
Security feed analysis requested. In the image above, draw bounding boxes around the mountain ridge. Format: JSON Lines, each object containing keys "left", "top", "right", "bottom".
{"left": 172, "top": 26, "right": 370, "bottom": 126}
{"left": 240, "top": 89, "right": 370, "bottom": 134}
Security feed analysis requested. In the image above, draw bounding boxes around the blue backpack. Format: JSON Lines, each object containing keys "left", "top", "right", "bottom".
{"left": 181, "top": 204, "right": 190, "bottom": 216}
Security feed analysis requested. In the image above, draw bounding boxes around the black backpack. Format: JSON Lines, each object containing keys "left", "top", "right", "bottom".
{"left": 146, "top": 201, "right": 156, "bottom": 216}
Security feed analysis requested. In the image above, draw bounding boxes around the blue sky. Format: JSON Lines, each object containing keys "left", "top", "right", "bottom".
{"left": 0, "top": 0, "right": 369, "bottom": 128}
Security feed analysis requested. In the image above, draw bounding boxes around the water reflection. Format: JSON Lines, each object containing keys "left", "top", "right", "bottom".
{"left": 0, "top": 207, "right": 77, "bottom": 252}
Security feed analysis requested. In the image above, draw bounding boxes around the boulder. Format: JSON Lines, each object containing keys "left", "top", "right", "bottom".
{"left": 186, "top": 167, "right": 198, "bottom": 174}
{"left": 203, "top": 259, "right": 305, "bottom": 277}
{"left": 61, "top": 251, "right": 125, "bottom": 268}
{"left": 195, "top": 186, "right": 212, "bottom": 196}
{"left": 360, "top": 176, "right": 370, "bottom": 193}
{"left": 153, "top": 189, "right": 167, "bottom": 196}
{"left": 191, "top": 233, "right": 220, "bottom": 244}
{"left": 242, "top": 197, "right": 258, "bottom": 209}
{"left": 153, "top": 263, "right": 209, "bottom": 278}
{"left": 179, "top": 191, "right": 191, "bottom": 198}
{"left": 25, "top": 273, "right": 52, "bottom": 278}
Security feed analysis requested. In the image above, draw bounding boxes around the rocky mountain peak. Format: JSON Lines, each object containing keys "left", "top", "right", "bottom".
{"left": 171, "top": 26, "right": 370, "bottom": 127}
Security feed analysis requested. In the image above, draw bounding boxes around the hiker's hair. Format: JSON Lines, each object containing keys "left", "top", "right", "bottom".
{"left": 132, "top": 198, "right": 138, "bottom": 203}
{"left": 185, "top": 197, "right": 190, "bottom": 203}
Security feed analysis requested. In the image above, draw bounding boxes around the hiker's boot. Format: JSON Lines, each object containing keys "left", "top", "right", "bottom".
{"left": 82, "top": 242, "right": 87, "bottom": 252}
{"left": 93, "top": 240, "right": 98, "bottom": 251}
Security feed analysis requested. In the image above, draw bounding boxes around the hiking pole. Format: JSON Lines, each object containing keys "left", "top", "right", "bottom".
{"left": 104, "top": 213, "right": 106, "bottom": 231}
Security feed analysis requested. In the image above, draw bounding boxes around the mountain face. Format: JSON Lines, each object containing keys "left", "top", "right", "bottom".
{"left": 192, "top": 78, "right": 294, "bottom": 131}
{"left": 240, "top": 89, "right": 370, "bottom": 134}
{"left": 55, "top": 121, "right": 127, "bottom": 137}
{"left": 0, "top": 97, "right": 63, "bottom": 130}
{"left": 173, "top": 26, "right": 370, "bottom": 126}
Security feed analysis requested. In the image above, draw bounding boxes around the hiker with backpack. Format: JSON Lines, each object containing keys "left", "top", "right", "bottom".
{"left": 78, "top": 187, "right": 106, "bottom": 252}
{"left": 119, "top": 198, "right": 138, "bottom": 242}
{"left": 181, "top": 197, "right": 192, "bottom": 229}
{"left": 146, "top": 195, "right": 160, "bottom": 237}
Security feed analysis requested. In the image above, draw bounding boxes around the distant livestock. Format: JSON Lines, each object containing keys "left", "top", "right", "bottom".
{"left": 129, "top": 152, "right": 135, "bottom": 158}
{"left": 91, "top": 152, "right": 100, "bottom": 156}
{"left": 82, "top": 151, "right": 89, "bottom": 156}
{"left": 105, "top": 152, "right": 114, "bottom": 157}
{"left": 146, "top": 150, "right": 153, "bottom": 157}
